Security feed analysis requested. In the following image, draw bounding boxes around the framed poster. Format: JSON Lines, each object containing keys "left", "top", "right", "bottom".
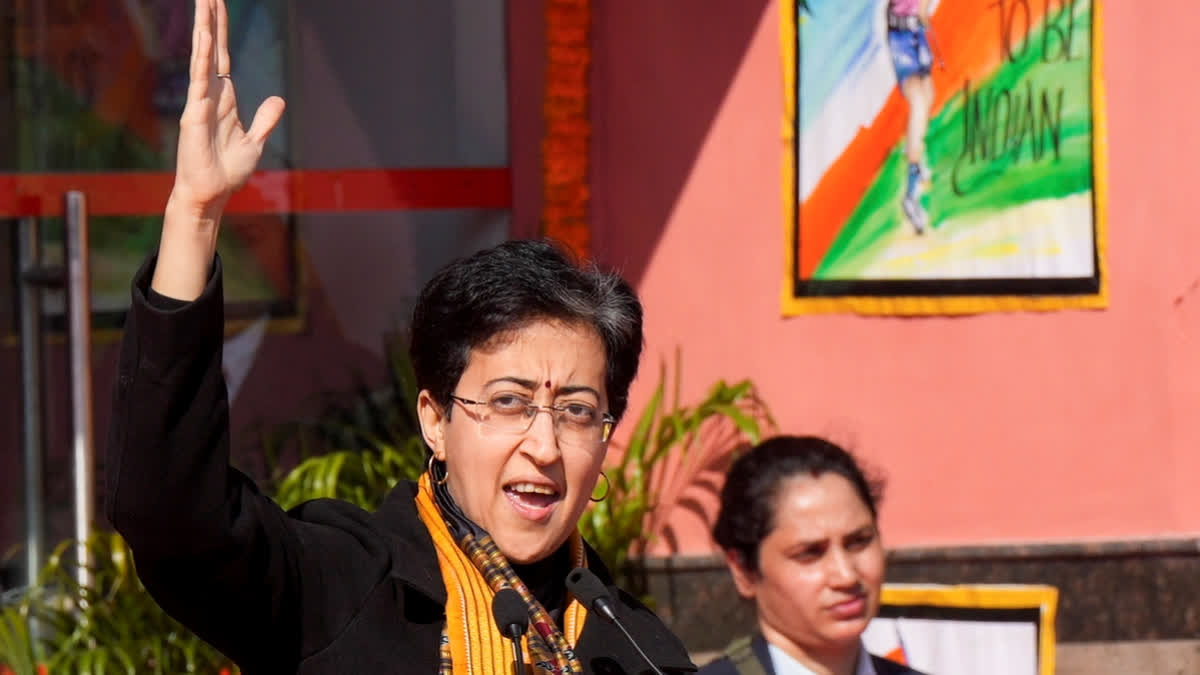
{"left": 864, "top": 584, "right": 1058, "bottom": 675}
{"left": 782, "top": 0, "right": 1107, "bottom": 315}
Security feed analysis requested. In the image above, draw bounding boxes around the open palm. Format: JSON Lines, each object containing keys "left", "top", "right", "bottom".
{"left": 173, "top": 0, "right": 285, "bottom": 211}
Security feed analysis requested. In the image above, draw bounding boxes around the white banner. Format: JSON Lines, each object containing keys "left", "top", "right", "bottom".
{"left": 862, "top": 584, "right": 1057, "bottom": 675}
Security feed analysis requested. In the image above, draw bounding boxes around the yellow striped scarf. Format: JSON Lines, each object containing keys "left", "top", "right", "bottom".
{"left": 414, "top": 473, "right": 589, "bottom": 675}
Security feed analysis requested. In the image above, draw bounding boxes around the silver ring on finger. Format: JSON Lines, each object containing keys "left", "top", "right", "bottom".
{"left": 216, "top": 73, "right": 232, "bottom": 79}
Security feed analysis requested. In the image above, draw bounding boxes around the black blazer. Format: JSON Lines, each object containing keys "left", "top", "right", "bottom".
{"left": 698, "top": 635, "right": 925, "bottom": 675}
{"left": 104, "top": 254, "right": 696, "bottom": 675}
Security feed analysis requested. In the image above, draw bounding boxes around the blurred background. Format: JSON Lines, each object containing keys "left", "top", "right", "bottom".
{"left": 1, "top": 1, "right": 1197, "bottom": 673}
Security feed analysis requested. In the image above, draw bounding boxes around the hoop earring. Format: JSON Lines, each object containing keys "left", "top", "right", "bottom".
{"left": 427, "top": 454, "right": 449, "bottom": 486}
{"left": 590, "top": 471, "right": 610, "bottom": 502}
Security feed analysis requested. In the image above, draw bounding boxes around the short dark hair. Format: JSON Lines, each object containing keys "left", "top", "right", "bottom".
{"left": 409, "top": 239, "right": 644, "bottom": 421}
{"left": 712, "top": 435, "right": 883, "bottom": 573}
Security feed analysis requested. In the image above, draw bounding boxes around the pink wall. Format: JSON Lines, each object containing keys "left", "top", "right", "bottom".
{"left": 583, "top": 1, "right": 1200, "bottom": 553}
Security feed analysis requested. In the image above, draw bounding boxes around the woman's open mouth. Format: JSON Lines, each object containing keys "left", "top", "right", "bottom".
{"left": 504, "top": 482, "right": 562, "bottom": 521}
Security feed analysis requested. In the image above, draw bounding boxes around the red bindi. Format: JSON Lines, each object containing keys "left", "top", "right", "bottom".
{"left": 544, "top": 380, "right": 552, "bottom": 389}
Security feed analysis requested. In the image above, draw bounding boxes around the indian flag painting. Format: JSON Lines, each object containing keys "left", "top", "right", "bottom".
{"left": 781, "top": 0, "right": 1108, "bottom": 315}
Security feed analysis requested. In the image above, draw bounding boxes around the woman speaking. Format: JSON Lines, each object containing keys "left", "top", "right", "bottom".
{"left": 104, "top": 1, "right": 693, "bottom": 673}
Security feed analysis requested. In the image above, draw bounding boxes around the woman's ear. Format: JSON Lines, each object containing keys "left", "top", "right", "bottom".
{"left": 725, "top": 550, "right": 759, "bottom": 600}
{"left": 416, "top": 390, "right": 447, "bottom": 460}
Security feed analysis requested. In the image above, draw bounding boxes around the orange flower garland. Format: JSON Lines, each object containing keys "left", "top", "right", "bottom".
{"left": 541, "top": 0, "right": 591, "bottom": 260}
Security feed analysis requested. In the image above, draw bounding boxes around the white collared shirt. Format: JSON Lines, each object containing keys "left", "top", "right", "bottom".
{"left": 766, "top": 641, "right": 878, "bottom": 675}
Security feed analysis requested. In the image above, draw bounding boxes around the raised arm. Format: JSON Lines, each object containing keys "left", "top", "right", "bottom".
{"left": 105, "top": 2, "right": 388, "bottom": 671}
{"left": 153, "top": 0, "right": 284, "bottom": 300}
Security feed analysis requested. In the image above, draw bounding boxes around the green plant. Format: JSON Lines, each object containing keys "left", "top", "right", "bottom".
{"left": 0, "top": 599, "right": 43, "bottom": 675}
{"left": 273, "top": 438, "right": 427, "bottom": 511}
{"left": 578, "top": 352, "right": 775, "bottom": 588}
{"left": 5, "top": 533, "right": 232, "bottom": 675}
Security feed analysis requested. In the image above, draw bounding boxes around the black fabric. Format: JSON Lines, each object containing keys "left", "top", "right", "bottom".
{"left": 723, "top": 635, "right": 768, "bottom": 675}
{"left": 105, "top": 252, "right": 696, "bottom": 675}
{"left": 697, "top": 634, "right": 926, "bottom": 675}
{"left": 147, "top": 287, "right": 190, "bottom": 310}
{"left": 513, "top": 541, "right": 572, "bottom": 626}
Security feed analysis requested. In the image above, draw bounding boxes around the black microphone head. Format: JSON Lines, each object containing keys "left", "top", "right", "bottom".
{"left": 565, "top": 567, "right": 617, "bottom": 622}
{"left": 491, "top": 587, "right": 529, "bottom": 639}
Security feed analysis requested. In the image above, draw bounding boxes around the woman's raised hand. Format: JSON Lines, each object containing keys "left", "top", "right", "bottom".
{"left": 173, "top": 0, "right": 284, "bottom": 211}
{"left": 153, "top": 0, "right": 285, "bottom": 300}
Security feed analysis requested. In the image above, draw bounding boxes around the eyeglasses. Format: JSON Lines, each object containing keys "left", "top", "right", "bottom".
{"left": 449, "top": 393, "right": 615, "bottom": 449}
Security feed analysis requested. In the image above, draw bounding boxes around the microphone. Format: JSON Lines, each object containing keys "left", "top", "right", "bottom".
{"left": 565, "top": 567, "right": 665, "bottom": 675}
{"left": 492, "top": 588, "right": 529, "bottom": 675}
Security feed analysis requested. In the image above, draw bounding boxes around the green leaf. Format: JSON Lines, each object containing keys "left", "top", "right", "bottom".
{"left": 707, "top": 404, "right": 762, "bottom": 443}
{"left": 625, "top": 372, "right": 665, "bottom": 463}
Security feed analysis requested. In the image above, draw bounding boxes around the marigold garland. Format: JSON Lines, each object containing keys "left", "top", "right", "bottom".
{"left": 541, "top": 0, "right": 591, "bottom": 260}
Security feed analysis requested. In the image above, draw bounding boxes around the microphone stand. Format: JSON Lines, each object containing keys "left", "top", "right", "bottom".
{"left": 506, "top": 634, "right": 525, "bottom": 675}
{"left": 566, "top": 567, "right": 666, "bottom": 675}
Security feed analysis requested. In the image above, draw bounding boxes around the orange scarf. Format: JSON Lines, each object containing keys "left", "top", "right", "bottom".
{"left": 414, "top": 473, "right": 589, "bottom": 674}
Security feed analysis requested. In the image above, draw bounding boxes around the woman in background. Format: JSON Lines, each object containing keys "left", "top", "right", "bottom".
{"left": 699, "top": 436, "right": 924, "bottom": 675}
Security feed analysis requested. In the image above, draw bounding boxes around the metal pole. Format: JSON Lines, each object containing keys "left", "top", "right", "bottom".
{"left": 17, "top": 217, "right": 46, "bottom": 588}
{"left": 65, "top": 191, "right": 94, "bottom": 589}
